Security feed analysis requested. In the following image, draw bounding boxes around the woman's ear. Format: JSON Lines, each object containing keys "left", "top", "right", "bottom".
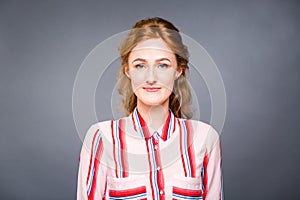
{"left": 125, "top": 72, "right": 130, "bottom": 79}
{"left": 125, "top": 67, "right": 130, "bottom": 79}
{"left": 175, "top": 69, "right": 182, "bottom": 79}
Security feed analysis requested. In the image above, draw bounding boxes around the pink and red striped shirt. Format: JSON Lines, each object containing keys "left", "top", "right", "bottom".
{"left": 77, "top": 108, "right": 223, "bottom": 200}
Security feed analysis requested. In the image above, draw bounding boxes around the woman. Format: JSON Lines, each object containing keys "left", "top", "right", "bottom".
{"left": 77, "top": 17, "right": 223, "bottom": 200}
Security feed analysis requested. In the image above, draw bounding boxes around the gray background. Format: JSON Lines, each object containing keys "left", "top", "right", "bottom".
{"left": 1, "top": 0, "right": 299, "bottom": 199}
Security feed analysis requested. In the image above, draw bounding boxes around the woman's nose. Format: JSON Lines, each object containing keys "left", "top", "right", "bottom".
{"left": 145, "top": 66, "right": 157, "bottom": 84}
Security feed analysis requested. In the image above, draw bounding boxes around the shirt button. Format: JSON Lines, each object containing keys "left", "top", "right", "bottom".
{"left": 157, "top": 166, "right": 161, "bottom": 170}
{"left": 160, "top": 190, "right": 164, "bottom": 195}
{"left": 154, "top": 145, "right": 158, "bottom": 150}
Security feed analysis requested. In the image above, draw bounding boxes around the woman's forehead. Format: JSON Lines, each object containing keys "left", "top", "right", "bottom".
{"left": 131, "top": 38, "right": 173, "bottom": 53}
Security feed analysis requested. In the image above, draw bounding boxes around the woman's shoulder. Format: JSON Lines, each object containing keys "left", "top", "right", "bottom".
{"left": 179, "top": 118, "right": 218, "bottom": 133}
{"left": 91, "top": 119, "right": 113, "bottom": 131}
{"left": 81, "top": 120, "right": 109, "bottom": 149}
{"left": 179, "top": 118, "right": 220, "bottom": 144}
{"left": 83, "top": 117, "right": 129, "bottom": 145}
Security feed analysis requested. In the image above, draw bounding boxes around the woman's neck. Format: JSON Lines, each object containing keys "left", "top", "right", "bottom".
{"left": 136, "top": 101, "right": 169, "bottom": 131}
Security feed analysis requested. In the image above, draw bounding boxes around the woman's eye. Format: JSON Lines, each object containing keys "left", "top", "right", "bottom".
{"left": 135, "top": 64, "right": 145, "bottom": 69}
{"left": 158, "top": 64, "right": 169, "bottom": 68}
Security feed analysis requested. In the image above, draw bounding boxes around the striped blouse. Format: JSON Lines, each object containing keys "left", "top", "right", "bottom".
{"left": 77, "top": 108, "right": 223, "bottom": 200}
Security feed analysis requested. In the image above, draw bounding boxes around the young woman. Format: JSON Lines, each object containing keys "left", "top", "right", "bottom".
{"left": 77, "top": 17, "right": 223, "bottom": 200}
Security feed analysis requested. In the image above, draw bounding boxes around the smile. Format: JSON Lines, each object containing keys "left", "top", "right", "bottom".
{"left": 143, "top": 87, "right": 161, "bottom": 92}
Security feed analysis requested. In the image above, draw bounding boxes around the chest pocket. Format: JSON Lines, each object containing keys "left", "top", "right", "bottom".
{"left": 107, "top": 176, "right": 148, "bottom": 200}
{"left": 171, "top": 175, "right": 203, "bottom": 200}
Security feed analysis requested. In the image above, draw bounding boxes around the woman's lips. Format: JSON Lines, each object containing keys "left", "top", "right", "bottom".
{"left": 143, "top": 87, "right": 161, "bottom": 92}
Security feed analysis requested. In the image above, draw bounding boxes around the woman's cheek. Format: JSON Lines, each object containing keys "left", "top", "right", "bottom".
{"left": 158, "top": 75, "right": 175, "bottom": 91}
{"left": 130, "top": 75, "right": 145, "bottom": 92}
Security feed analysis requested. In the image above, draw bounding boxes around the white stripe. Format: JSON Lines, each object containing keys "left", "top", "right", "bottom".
{"left": 148, "top": 139, "right": 159, "bottom": 199}
{"left": 167, "top": 111, "right": 174, "bottom": 139}
{"left": 134, "top": 109, "right": 145, "bottom": 139}
{"left": 182, "top": 121, "right": 192, "bottom": 177}
{"left": 87, "top": 168, "right": 94, "bottom": 195}
{"left": 87, "top": 133, "right": 102, "bottom": 195}
{"left": 115, "top": 120, "right": 123, "bottom": 178}
{"left": 172, "top": 193, "right": 203, "bottom": 199}
{"left": 109, "top": 192, "right": 147, "bottom": 200}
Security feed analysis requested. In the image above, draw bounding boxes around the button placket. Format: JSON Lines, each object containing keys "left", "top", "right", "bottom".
{"left": 152, "top": 131, "right": 162, "bottom": 172}
{"left": 152, "top": 131, "right": 165, "bottom": 199}
{"left": 153, "top": 132, "right": 159, "bottom": 151}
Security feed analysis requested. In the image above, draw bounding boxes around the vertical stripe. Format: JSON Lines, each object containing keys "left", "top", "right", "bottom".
{"left": 103, "top": 181, "right": 107, "bottom": 200}
{"left": 153, "top": 137, "right": 165, "bottom": 200}
{"left": 137, "top": 109, "right": 151, "bottom": 138}
{"left": 172, "top": 113, "right": 176, "bottom": 133}
{"left": 115, "top": 120, "right": 123, "bottom": 178}
{"left": 146, "top": 138, "right": 156, "bottom": 199}
{"left": 202, "top": 152, "right": 209, "bottom": 200}
{"left": 119, "top": 118, "right": 128, "bottom": 177}
{"left": 110, "top": 120, "right": 118, "bottom": 178}
{"left": 182, "top": 121, "right": 192, "bottom": 177}
{"left": 166, "top": 111, "right": 174, "bottom": 139}
{"left": 179, "top": 120, "right": 196, "bottom": 178}
{"left": 137, "top": 109, "right": 158, "bottom": 199}
{"left": 88, "top": 134, "right": 104, "bottom": 200}
{"left": 179, "top": 119, "right": 188, "bottom": 177}
{"left": 185, "top": 120, "right": 196, "bottom": 177}
{"left": 88, "top": 134, "right": 102, "bottom": 191}
{"left": 150, "top": 139, "right": 160, "bottom": 200}
{"left": 131, "top": 112, "right": 137, "bottom": 132}
{"left": 111, "top": 120, "right": 129, "bottom": 178}
{"left": 134, "top": 109, "right": 146, "bottom": 139}
{"left": 201, "top": 165, "right": 205, "bottom": 192}
{"left": 161, "top": 111, "right": 170, "bottom": 141}
{"left": 86, "top": 129, "right": 100, "bottom": 186}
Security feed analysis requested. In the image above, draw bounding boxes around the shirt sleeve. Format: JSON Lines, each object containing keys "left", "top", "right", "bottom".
{"left": 203, "top": 128, "right": 224, "bottom": 200}
{"left": 77, "top": 124, "right": 107, "bottom": 200}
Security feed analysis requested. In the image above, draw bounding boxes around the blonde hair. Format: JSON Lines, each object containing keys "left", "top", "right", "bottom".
{"left": 118, "top": 17, "right": 192, "bottom": 118}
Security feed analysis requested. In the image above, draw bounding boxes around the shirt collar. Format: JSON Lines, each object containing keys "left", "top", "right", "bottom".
{"left": 130, "top": 107, "right": 177, "bottom": 141}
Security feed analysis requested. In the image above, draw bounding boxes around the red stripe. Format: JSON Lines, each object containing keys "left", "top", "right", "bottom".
{"left": 88, "top": 137, "right": 104, "bottom": 200}
{"left": 119, "top": 119, "right": 128, "bottom": 177}
{"left": 109, "top": 186, "right": 146, "bottom": 197}
{"left": 137, "top": 110, "right": 151, "bottom": 138}
{"left": 146, "top": 139, "right": 155, "bottom": 199}
{"left": 86, "top": 129, "right": 100, "bottom": 186}
{"left": 185, "top": 120, "right": 196, "bottom": 177}
{"left": 138, "top": 111, "right": 156, "bottom": 199}
{"left": 173, "top": 186, "right": 202, "bottom": 197}
{"left": 135, "top": 110, "right": 155, "bottom": 197}
{"left": 103, "top": 181, "right": 107, "bottom": 200}
{"left": 111, "top": 120, "right": 118, "bottom": 178}
{"left": 153, "top": 137, "right": 165, "bottom": 200}
{"left": 202, "top": 152, "right": 209, "bottom": 200}
{"left": 179, "top": 120, "right": 187, "bottom": 177}
{"left": 161, "top": 112, "right": 171, "bottom": 141}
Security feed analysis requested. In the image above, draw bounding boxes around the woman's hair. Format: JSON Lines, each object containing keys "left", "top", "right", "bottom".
{"left": 118, "top": 17, "right": 192, "bottom": 118}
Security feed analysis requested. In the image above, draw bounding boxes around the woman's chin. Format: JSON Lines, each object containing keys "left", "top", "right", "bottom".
{"left": 138, "top": 98, "right": 169, "bottom": 108}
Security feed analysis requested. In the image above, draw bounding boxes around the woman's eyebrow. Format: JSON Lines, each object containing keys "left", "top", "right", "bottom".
{"left": 156, "top": 58, "right": 171, "bottom": 62}
{"left": 132, "top": 58, "right": 146, "bottom": 63}
{"left": 132, "top": 58, "right": 171, "bottom": 63}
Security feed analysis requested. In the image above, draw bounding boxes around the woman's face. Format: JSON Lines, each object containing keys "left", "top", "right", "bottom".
{"left": 127, "top": 38, "right": 181, "bottom": 108}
